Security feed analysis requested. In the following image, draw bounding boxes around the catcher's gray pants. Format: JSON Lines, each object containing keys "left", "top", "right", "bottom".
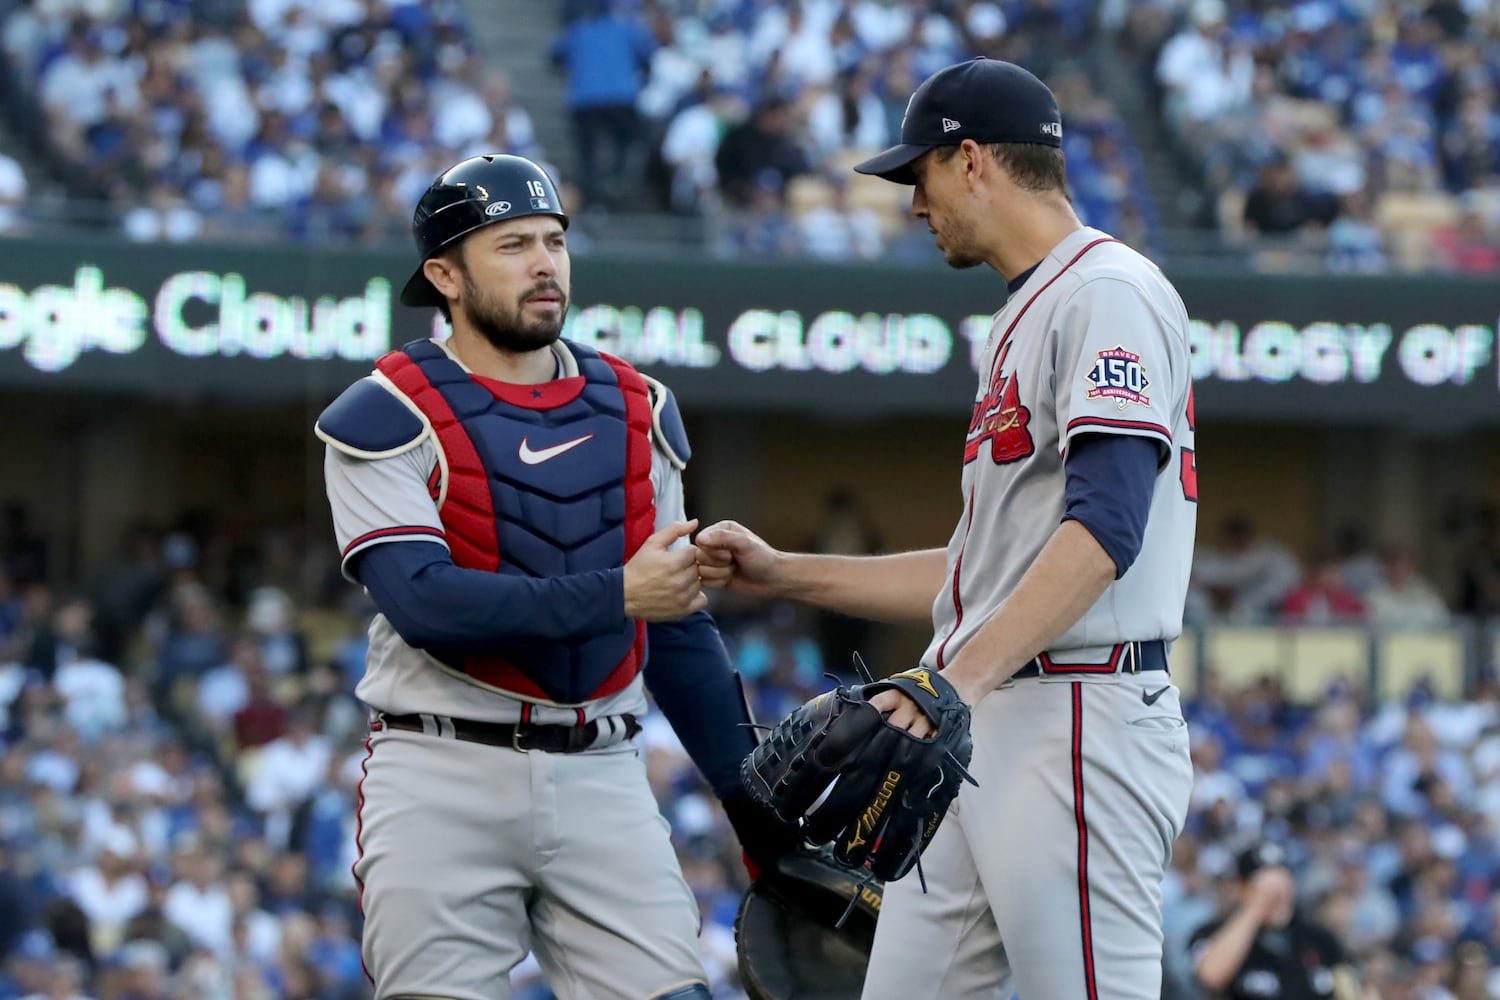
{"left": 861, "top": 672, "right": 1192, "bottom": 1000}
{"left": 353, "top": 724, "right": 709, "bottom": 1000}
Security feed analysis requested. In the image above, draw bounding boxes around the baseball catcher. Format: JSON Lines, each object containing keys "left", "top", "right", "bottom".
{"left": 741, "top": 662, "right": 978, "bottom": 885}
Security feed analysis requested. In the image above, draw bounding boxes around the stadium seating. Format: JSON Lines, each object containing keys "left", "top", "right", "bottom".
{"left": 1140, "top": 0, "right": 1500, "bottom": 273}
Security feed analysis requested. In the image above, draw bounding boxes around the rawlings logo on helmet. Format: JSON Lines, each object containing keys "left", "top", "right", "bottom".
{"left": 484, "top": 201, "right": 512, "bottom": 217}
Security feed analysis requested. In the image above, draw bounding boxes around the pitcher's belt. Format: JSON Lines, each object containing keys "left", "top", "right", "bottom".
{"left": 1010, "top": 640, "right": 1168, "bottom": 680}
{"left": 376, "top": 711, "right": 640, "bottom": 753}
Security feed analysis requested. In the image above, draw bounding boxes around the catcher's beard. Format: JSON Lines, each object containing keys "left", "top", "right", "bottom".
{"left": 459, "top": 268, "right": 568, "bottom": 353}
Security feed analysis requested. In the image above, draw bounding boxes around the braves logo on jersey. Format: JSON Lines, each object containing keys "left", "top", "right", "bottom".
{"left": 964, "top": 340, "right": 1034, "bottom": 465}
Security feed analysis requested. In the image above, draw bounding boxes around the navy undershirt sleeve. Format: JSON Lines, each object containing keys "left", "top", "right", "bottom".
{"left": 1062, "top": 434, "right": 1160, "bottom": 579}
{"left": 645, "top": 612, "right": 757, "bottom": 798}
{"left": 354, "top": 540, "right": 626, "bottom": 649}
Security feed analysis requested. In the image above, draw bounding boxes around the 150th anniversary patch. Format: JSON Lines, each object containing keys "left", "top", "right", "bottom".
{"left": 1085, "top": 346, "right": 1151, "bottom": 409}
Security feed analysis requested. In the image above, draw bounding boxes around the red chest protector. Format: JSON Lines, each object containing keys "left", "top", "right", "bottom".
{"left": 375, "top": 338, "right": 656, "bottom": 706}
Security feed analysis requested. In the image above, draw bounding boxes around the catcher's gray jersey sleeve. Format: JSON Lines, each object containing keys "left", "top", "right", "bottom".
{"left": 1054, "top": 276, "right": 1185, "bottom": 461}
{"left": 652, "top": 449, "right": 689, "bottom": 546}
{"left": 323, "top": 442, "right": 447, "bottom": 580}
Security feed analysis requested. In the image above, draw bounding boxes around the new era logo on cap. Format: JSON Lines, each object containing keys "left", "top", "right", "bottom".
{"left": 1041, "top": 122, "right": 1062, "bottom": 138}
{"left": 942, "top": 117, "right": 961, "bottom": 133}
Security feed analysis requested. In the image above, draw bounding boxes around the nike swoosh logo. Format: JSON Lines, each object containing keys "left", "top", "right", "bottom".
{"left": 518, "top": 434, "right": 594, "bottom": 465}
{"left": 1142, "top": 685, "right": 1171, "bottom": 706}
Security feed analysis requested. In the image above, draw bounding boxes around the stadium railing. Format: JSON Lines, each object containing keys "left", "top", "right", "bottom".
{"left": 1171, "top": 621, "right": 1500, "bottom": 703}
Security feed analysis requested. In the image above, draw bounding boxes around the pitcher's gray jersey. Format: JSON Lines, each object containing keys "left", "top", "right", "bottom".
{"left": 923, "top": 227, "right": 1198, "bottom": 671}
{"left": 319, "top": 338, "right": 687, "bottom": 727}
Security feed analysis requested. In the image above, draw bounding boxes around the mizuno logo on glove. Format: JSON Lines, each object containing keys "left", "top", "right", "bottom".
{"left": 845, "top": 771, "right": 901, "bottom": 850}
{"left": 887, "top": 669, "right": 939, "bottom": 699}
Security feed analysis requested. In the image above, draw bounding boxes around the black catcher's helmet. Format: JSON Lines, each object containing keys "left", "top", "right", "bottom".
{"left": 399, "top": 154, "right": 569, "bottom": 307}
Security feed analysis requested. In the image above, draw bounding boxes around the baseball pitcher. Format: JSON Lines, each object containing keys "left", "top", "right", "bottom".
{"left": 701, "top": 58, "right": 1198, "bottom": 1000}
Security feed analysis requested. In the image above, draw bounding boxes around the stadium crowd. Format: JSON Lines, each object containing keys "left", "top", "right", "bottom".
{"left": 0, "top": 0, "right": 541, "bottom": 246}
{"left": 4, "top": 0, "right": 1496, "bottom": 272}
{"left": 0, "top": 495, "right": 1497, "bottom": 999}
{"left": 1127, "top": 0, "right": 1500, "bottom": 274}
{"left": 0, "top": 0, "right": 1160, "bottom": 261}
{"left": 590, "top": 0, "right": 1162, "bottom": 259}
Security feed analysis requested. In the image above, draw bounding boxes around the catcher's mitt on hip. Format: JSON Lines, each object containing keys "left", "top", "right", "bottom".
{"left": 740, "top": 661, "right": 977, "bottom": 884}
{"left": 735, "top": 845, "right": 883, "bottom": 1000}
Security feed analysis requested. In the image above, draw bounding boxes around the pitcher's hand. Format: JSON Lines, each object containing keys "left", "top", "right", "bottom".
{"left": 694, "top": 520, "right": 783, "bottom": 597}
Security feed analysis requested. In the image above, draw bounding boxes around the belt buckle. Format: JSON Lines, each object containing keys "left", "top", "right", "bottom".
{"left": 512, "top": 720, "right": 530, "bottom": 754}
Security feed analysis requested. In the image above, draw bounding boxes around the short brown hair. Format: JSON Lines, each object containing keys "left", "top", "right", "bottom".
{"left": 934, "top": 142, "right": 1069, "bottom": 196}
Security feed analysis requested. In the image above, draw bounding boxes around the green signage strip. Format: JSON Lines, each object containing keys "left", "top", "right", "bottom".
{"left": 0, "top": 237, "right": 1495, "bottom": 427}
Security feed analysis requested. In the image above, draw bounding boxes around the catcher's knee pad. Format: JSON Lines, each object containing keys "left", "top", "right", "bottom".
{"left": 649, "top": 984, "right": 711, "bottom": 999}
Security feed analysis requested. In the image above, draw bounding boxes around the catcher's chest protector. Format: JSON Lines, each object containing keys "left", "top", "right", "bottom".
{"left": 375, "top": 338, "right": 656, "bottom": 705}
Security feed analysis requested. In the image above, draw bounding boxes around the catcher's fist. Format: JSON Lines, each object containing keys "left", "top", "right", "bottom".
{"left": 695, "top": 520, "right": 782, "bottom": 595}
{"left": 624, "top": 520, "right": 706, "bottom": 620}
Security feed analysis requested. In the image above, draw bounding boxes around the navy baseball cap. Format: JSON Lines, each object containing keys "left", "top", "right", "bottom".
{"left": 853, "top": 57, "right": 1063, "bottom": 185}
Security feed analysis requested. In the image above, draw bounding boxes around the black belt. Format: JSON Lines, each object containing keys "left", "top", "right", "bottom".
{"left": 1010, "top": 640, "right": 1169, "bottom": 680}
{"left": 379, "top": 713, "right": 640, "bottom": 753}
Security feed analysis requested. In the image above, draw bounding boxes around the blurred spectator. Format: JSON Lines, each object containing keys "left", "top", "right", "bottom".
{"left": 550, "top": 0, "right": 656, "bottom": 209}
{"left": 120, "top": 183, "right": 204, "bottom": 244}
{"left": 1189, "top": 732, "right": 1248, "bottom": 815}
{"left": 1324, "top": 189, "right": 1389, "bottom": 273}
{"left": 232, "top": 660, "right": 288, "bottom": 754}
{"left": 1381, "top": 716, "right": 1473, "bottom": 820}
{"left": 154, "top": 589, "right": 226, "bottom": 710}
{"left": 1429, "top": 193, "right": 1500, "bottom": 273}
{"left": 1456, "top": 504, "right": 1500, "bottom": 617}
{"left": 245, "top": 705, "right": 330, "bottom": 852}
{"left": 194, "top": 639, "right": 256, "bottom": 735}
{"left": 714, "top": 97, "right": 811, "bottom": 209}
{"left": 111, "top": 938, "right": 170, "bottom": 1000}
{"left": 658, "top": 77, "right": 743, "bottom": 213}
{"left": 14, "top": 586, "right": 61, "bottom": 680}
{"left": 163, "top": 837, "right": 231, "bottom": 957}
{"left": 1154, "top": 0, "right": 1253, "bottom": 135}
{"left": 804, "top": 66, "right": 890, "bottom": 162}
{"left": 18, "top": 953, "right": 93, "bottom": 1000}
{"left": 714, "top": 172, "right": 798, "bottom": 257}
{"left": 1189, "top": 515, "right": 1302, "bottom": 623}
{"left": 1366, "top": 548, "right": 1450, "bottom": 629}
{"left": 1242, "top": 156, "right": 1340, "bottom": 238}
{"left": 1281, "top": 557, "right": 1367, "bottom": 625}
{"left": 244, "top": 588, "right": 306, "bottom": 678}
{"left": 63, "top": 828, "right": 146, "bottom": 961}
{"left": 0, "top": 154, "right": 26, "bottom": 235}
{"left": 1331, "top": 524, "right": 1384, "bottom": 597}
{"left": 1188, "top": 842, "right": 1356, "bottom": 999}
{"left": 797, "top": 175, "right": 885, "bottom": 261}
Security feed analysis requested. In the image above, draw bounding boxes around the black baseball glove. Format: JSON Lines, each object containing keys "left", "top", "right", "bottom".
{"left": 740, "top": 665, "right": 977, "bottom": 884}
{"left": 735, "top": 845, "right": 883, "bottom": 1000}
